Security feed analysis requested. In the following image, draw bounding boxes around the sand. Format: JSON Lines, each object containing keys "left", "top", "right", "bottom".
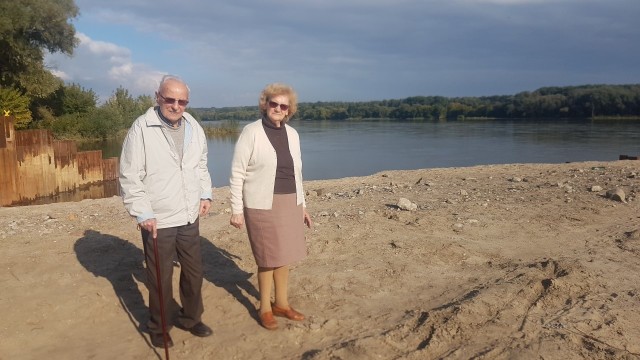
{"left": 1, "top": 161, "right": 639, "bottom": 360}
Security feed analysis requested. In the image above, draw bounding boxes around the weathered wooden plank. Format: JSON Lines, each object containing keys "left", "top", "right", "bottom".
{"left": 0, "top": 116, "right": 120, "bottom": 206}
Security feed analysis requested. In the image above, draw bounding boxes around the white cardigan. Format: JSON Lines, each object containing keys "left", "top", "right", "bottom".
{"left": 229, "top": 119, "right": 305, "bottom": 214}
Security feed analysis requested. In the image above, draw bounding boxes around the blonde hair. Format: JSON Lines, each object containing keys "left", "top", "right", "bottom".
{"left": 259, "top": 83, "right": 298, "bottom": 121}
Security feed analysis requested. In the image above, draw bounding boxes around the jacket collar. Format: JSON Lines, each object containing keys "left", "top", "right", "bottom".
{"left": 144, "top": 106, "right": 193, "bottom": 128}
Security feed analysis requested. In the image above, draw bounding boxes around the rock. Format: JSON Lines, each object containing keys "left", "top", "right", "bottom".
{"left": 415, "top": 177, "right": 433, "bottom": 186}
{"left": 323, "top": 318, "right": 338, "bottom": 329}
{"left": 625, "top": 229, "right": 640, "bottom": 239}
{"left": 397, "top": 198, "right": 417, "bottom": 211}
{"left": 590, "top": 185, "right": 603, "bottom": 192}
{"left": 391, "top": 240, "right": 405, "bottom": 248}
{"left": 606, "top": 188, "right": 626, "bottom": 203}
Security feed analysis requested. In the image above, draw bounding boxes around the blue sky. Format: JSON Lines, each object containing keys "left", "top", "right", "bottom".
{"left": 45, "top": 0, "right": 640, "bottom": 108}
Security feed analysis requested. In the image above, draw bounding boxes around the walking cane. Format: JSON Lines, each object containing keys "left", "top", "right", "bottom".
{"left": 152, "top": 234, "right": 170, "bottom": 360}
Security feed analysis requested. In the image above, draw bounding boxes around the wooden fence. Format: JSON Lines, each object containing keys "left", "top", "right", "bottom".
{"left": 0, "top": 116, "right": 119, "bottom": 206}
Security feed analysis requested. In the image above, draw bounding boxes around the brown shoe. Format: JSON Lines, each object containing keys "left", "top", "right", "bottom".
{"left": 272, "top": 303, "right": 305, "bottom": 321}
{"left": 260, "top": 311, "right": 278, "bottom": 330}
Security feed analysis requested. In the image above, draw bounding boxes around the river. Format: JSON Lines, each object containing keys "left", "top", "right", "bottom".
{"left": 21, "top": 118, "right": 640, "bottom": 205}
{"left": 207, "top": 118, "right": 640, "bottom": 186}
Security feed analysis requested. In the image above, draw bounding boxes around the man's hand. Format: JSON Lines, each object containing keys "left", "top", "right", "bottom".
{"left": 200, "top": 199, "right": 212, "bottom": 217}
{"left": 139, "top": 218, "right": 158, "bottom": 239}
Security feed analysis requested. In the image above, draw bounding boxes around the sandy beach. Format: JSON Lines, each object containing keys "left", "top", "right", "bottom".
{"left": 1, "top": 160, "right": 639, "bottom": 360}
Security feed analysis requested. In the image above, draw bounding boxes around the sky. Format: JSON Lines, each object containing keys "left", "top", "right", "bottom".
{"left": 45, "top": 0, "right": 640, "bottom": 108}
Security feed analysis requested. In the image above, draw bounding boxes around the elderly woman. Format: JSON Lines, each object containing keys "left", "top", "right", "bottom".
{"left": 229, "top": 83, "right": 313, "bottom": 330}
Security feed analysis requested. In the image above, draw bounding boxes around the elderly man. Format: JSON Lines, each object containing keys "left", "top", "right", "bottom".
{"left": 119, "top": 75, "right": 213, "bottom": 348}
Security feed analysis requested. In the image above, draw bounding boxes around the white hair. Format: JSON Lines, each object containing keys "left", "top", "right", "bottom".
{"left": 158, "top": 74, "right": 190, "bottom": 95}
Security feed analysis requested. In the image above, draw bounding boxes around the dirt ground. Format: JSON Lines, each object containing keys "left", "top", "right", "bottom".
{"left": 1, "top": 160, "right": 639, "bottom": 360}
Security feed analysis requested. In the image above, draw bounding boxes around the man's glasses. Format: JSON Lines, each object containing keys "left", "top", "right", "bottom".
{"left": 158, "top": 93, "right": 189, "bottom": 107}
{"left": 268, "top": 101, "right": 289, "bottom": 111}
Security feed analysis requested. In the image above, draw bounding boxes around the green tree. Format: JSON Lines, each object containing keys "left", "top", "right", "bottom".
{"left": 30, "top": 82, "right": 96, "bottom": 129}
{"left": 0, "top": 87, "right": 32, "bottom": 129}
{"left": 50, "top": 112, "right": 83, "bottom": 137}
{"left": 79, "top": 106, "right": 119, "bottom": 140}
{"left": 40, "top": 83, "right": 97, "bottom": 116}
{"left": 103, "top": 87, "right": 154, "bottom": 130}
{"left": 0, "top": 0, "right": 78, "bottom": 98}
{"left": 59, "top": 83, "right": 97, "bottom": 115}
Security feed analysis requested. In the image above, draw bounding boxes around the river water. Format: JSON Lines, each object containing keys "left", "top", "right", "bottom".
{"left": 208, "top": 118, "right": 640, "bottom": 186}
{"left": 18, "top": 118, "right": 640, "bottom": 205}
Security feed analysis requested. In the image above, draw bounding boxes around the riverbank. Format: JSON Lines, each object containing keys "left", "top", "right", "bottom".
{"left": 1, "top": 161, "right": 639, "bottom": 359}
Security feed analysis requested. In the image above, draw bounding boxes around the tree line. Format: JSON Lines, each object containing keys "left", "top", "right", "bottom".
{"left": 192, "top": 84, "right": 640, "bottom": 121}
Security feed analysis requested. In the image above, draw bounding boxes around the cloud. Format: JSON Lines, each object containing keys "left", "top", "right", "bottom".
{"left": 76, "top": 33, "right": 125, "bottom": 56}
{"left": 48, "top": 69, "right": 71, "bottom": 81}
{"left": 46, "top": 32, "right": 163, "bottom": 103}
{"left": 51, "top": 0, "right": 640, "bottom": 107}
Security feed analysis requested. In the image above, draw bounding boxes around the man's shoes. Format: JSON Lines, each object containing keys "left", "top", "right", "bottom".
{"left": 272, "top": 303, "right": 305, "bottom": 321}
{"left": 150, "top": 332, "right": 174, "bottom": 348}
{"left": 176, "top": 321, "right": 213, "bottom": 337}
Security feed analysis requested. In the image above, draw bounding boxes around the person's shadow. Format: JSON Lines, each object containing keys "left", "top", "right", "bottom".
{"left": 200, "top": 236, "right": 260, "bottom": 322}
{"left": 74, "top": 230, "right": 153, "bottom": 348}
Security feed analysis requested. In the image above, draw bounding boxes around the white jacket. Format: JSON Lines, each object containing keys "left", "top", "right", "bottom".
{"left": 119, "top": 107, "right": 212, "bottom": 228}
{"left": 229, "top": 119, "right": 305, "bottom": 214}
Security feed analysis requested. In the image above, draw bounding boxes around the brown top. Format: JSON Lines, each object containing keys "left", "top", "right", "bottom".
{"left": 262, "top": 117, "right": 296, "bottom": 194}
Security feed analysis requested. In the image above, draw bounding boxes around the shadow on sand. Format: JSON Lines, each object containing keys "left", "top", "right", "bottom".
{"left": 73, "top": 230, "right": 153, "bottom": 349}
{"left": 200, "top": 236, "right": 260, "bottom": 322}
{"left": 73, "top": 230, "right": 260, "bottom": 351}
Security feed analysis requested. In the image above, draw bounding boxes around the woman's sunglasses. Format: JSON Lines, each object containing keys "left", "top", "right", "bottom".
{"left": 158, "top": 93, "right": 189, "bottom": 107}
{"left": 268, "top": 101, "right": 289, "bottom": 111}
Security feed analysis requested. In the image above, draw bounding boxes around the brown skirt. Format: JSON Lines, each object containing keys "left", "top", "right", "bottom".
{"left": 244, "top": 193, "right": 307, "bottom": 267}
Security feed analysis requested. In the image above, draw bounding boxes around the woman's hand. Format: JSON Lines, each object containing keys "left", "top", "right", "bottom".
{"left": 230, "top": 213, "right": 245, "bottom": 229}
{"left": 303, "top": 209, "right": 313, "bottom": 229}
